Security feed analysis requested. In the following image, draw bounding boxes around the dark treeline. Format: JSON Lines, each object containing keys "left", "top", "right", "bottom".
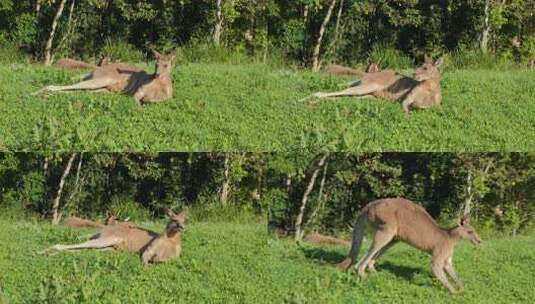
{"left": 0, "top": 153, "right": 533, "bottom": 236}
{"left": 0, "top": 1, "right": 533, "bottom": 68}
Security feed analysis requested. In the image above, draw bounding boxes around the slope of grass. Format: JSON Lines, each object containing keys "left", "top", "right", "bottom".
{"left": 0, "top": 63, "right": 534, "bottom": 151}
{"left": 0, "top": 219, "right": 268, "bottom": 303}
{"left": 1, "top": 219, "right": 533, "bottom": 303}
{"left": 263, "top": 235, "right": 535, "bottom": 303}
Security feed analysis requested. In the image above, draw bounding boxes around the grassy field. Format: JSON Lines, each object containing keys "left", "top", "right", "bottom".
{"left": 0, "top": 219, "right": 269, "bottom": 303}
{"left": 263, "top": 234, "right": 535, "bottom": 303}
{"left": 1, "top": 63, "right": 534, "bottom": 151}
{"left": 1, "top": 219, "right": 534, "bottom": 303}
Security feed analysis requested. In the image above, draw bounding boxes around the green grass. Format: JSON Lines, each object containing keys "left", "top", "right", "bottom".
{"left": 263, "top": 235, "right": 535, "bottom": 303}
{"left": 1, "top": 220, "right": 533, "bottom": 303}
{"left": 0, "top": 63, "right": 534, "bottom": 151}
{"left": 0, "top": 219, "right": 268, "bottom": 303}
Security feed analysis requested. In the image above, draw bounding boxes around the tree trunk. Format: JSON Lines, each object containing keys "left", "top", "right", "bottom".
{"left": 311, "top": 0, "right": 337, "bottom": 72}
{"left": 463, "top": 171, "right": 473, "bottom": 216}
{"left": 51, "top": 153, "right": 76, "bottom": 224}
{"left": 35, "top": 0, "right": 41, "bottom": 15}
{"left": 295, "top": 154, "right": 329, "bottom": 241}
{"left": 56, "top": 0, "right": 77, "bottom": 58}
{"left": 44, "top": 0, "right": 68, "bottom": 65}
{"left": 220, "top": 154, "right": 230, "bottom": 205}
{"left": 306, "top": 160, "right": 329, "bottom": 226}
{"left": 480, "top": 0, "right": 491, "bottom": 53}
{"left": 66, "top": 152, "right": 84, "bottom": 204}
{"left": 325, "top": 0, "right": 344, "bottom": 60}
{"left": 213, "top": 0, "right": 224, "bottom": 46}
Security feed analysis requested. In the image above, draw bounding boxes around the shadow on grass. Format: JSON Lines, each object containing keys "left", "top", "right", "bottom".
{"left": 299, "top": 245, "right": 424, "bottom": 283}
{"left": 299, "top": 245, "right": 346, "bottom": 265}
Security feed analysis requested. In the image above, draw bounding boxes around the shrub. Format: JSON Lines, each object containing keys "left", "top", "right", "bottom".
{"left": 101, "top": 39, "right": 144, "bottom": 62}
{"left": 368, "top": 44, "right": 413, "bottom": 69}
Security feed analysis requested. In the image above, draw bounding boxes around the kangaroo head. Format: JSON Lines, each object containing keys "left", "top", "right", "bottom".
{"left": 165, "top": 208, "right": 186, "bottom": 236}
{"left": 455, "top": 214, "right": 482, "bottom": 246}
{"left": 153, "top": 50, "right": 176, "bottom": 76}
{"left": 99, "top": 55, "right": 112, "bottom": 66}
{"left": 366, "top": 62, "right": 380, "bottom": 73}
{"left": 414, "top": 56, "right": 443, "bottom": 82}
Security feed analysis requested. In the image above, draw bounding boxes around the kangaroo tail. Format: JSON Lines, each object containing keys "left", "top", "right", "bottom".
{"left": 337, "top": 211, "right": 368, "bottom": 271}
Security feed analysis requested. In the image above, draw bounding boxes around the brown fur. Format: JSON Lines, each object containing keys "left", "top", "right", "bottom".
{"left": 63, "top": 216, "right": 104, "bottom": 228}
{"left": 40, "top": 210, "right": 185, "bottom": 266}
{"left": 35, "top": 50, "right": 175, "bottom": 105}
{"left": 141, "top": 209, "right": 186, "bottom": 265}
{"left": 308, "top": 57, "right": 444, "bottom": 114}
{"left": 54, "top": 56, "right": 113, "bottom": 70}
{"left": 324, "top": 63, "right": 380, "bottom": 76}
{"left": 303, "top": 232, "right": 350, "bottom": 247}
{"left": 338, "top": 198, "right": 481, "bottom": 294}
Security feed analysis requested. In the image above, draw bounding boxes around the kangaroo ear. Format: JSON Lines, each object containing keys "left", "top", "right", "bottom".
{"left": 460, "top": 214, "right": 470, "bottom": 226}
{"left": 165, "top": 208, "right": 176, "bottom": 218}
{"left": 434, "top": 57, "right": 444, "bottom": 67}
{"left": 424, "top": 54, "right": 433, "bottom": 63}
{"left": 152, "top": 49, "right": 163, "bottom": 59}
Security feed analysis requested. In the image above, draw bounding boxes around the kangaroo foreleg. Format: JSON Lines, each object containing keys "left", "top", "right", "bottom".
{"left": 432, "top": 261, "right": 458, "bottom": 294}
{"left": 444, "top": 258, "right": 463, "bottom": 292}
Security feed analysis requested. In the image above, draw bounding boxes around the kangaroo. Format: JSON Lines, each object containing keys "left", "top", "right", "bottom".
{"left": 35, "top": 50, "right": 175, "bottom": 105}
{"left": 54, "top": 56, "right": 113, "bottom": 70}
{"left": 141, "top": 209, "right": 186, "bottom": 266}
{"left": 324, "top": 63, "right": 380, "bottom": 76}
{"left": 308, "top": 57, "right": 444, "bottom": 114}
{"left": 40, "top": 209, "right": 185, "bottom": 266}
{"left": 337, "top": 198, "right": 481, "bottom": 294}
{"left": 303, "top": 232, "right": 351, "bottom": 247}
{"left": 62, "top": 214, "right": 124, "bottom": 229}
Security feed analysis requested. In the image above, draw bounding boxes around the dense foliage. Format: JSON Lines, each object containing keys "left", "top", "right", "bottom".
{"left": 1, "top": 153, "right": 533, "bottom": 236}
{"left": 0, "top": 0, "right": 534, "bottom": 67}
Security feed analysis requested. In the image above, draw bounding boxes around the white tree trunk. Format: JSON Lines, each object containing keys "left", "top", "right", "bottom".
{"left": 51, "top": 153, "right": 76, "bottom": 224}
{"left": 213, "top": 0, "right": 224, "bottom": 46}
{"left": 306, "top": 160, "right": 329, "bottom": 226}
{"left": 44, "top": 0, "right": 68, "bottom": 65}
{"left": 294, "top": 154, "right": 329, "bottom": 240}
{"left": 220, "top": 154, "right": 230, "bottom": 205}
{"left": 311, "top": 0, "right": 337, "bottom": 72}
{"left": 480, "top": 0, "right": 491, "bottom": 53}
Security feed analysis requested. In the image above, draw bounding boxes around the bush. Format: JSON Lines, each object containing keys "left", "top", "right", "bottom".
{"left": 368, "top": 44, "right": 413, "bottom": 69}
{"left": 101, "top": 39, "right": 144, "bottom": 62}
{"left": 0, "top": 43, "right": 27, "bottom": 64}
{"left": 178, "top": 43, "right": 251, "bottom": 64}
{"left": 449, "top": 47, "right": 517, "bottom": 70}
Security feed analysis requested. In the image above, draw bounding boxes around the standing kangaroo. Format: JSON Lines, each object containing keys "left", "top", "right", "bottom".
{"left": 309, "top": 57, "right": 444, "bottom": 114}
{"left": 40, "top": 209, "right": 186, "bottom": 265}
{"left": 338, "top": 198, "right": 481, "bottom": 294}
{"left": 35, "top": 50, "right": 175, "bottom": 105}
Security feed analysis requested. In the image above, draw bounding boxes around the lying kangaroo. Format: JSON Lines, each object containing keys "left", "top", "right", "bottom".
{"left": 337, "top": 197, "right": 481, "bottom": 294}
{"left": 324, "top": 63, "right": 380, "bottom": 76}
{"left": 62, "top": 214, "right": 124, "bottom": 228}
{"left": 35, "top": 50, "right": 175, "bottom": 105}
{"left": 54, "top": 56, "right": 112, "bottom": 70}
{"left": 303, "top": 232, "right": 351, "bottom": 247}
{"left": 41, "top": 209, "right": 186, "bottom": 265}
{"left": 309, "top": 57, "right": 444, "bottom": 114}
{"left": 141, "top": 209, "right": 186, "bottom": 266}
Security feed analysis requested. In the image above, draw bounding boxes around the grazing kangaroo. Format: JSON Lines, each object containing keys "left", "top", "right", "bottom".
{"left": 337, "top": 198, "right": 481, "bottom": 294}
{"left": 324, "top": 63, "right": 380, "bottom": 76}
{"left": 309, "top": 57, "right": 444, "bottom": 114}
{"left": 141, "top": 209, "right": 186, "bottom": 266}
{"left": 35, "top": 50, "right": 175, "bottom": 105}
{"left": 41, "top": 209, "right": 185, "bottom": 266}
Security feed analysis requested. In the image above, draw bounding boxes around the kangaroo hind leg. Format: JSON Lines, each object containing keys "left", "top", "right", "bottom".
{"left": 355, "top": 229, "right": 395, "bottom": 277}
{"left": 33, "top": 78, "right": 112, "bottom": 95}
{"left": 39, "top": 237, "right": 120, "bottom": 255}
